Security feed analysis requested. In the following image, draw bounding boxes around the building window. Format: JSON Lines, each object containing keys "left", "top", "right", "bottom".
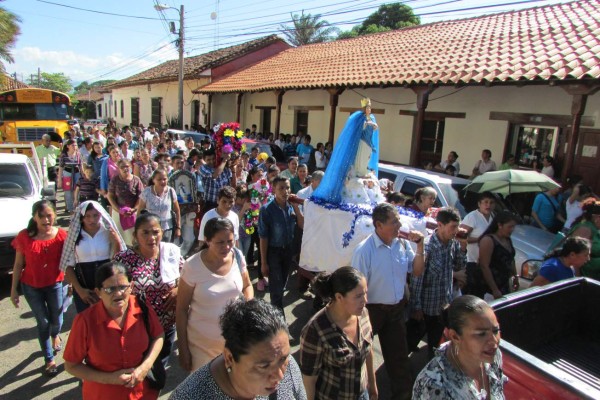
{"left": 262, "top": 108, "right": 272, "bottom": 134}
{"left": 131, "top": 98, "right": 140, "bottom": 127}
{"left": 120, "top": 100, "right": 124, "bottom": 118}
{"left": 97, "top": 103, "right": 102, "bottom": 117}
{"left": 151, "top": 97, "right": 162, "bottom": 127}
{"left": 295, "top": 110, "right": 308, "bottom": 136}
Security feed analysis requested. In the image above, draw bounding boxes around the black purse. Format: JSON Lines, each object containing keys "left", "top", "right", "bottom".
{"left": 137, "top": 296, "right": 166, "bottom": 391}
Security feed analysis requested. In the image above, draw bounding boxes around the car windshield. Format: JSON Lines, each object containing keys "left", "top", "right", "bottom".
{"left": 439, "top": 183, "right": 468, "bottom": 217}
{"left": 0, "top": 164, "right": 33, "bottom": 197}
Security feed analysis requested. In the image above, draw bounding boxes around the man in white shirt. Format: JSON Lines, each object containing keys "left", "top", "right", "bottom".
{"left": 296, "top": 170, "right": 324, "bottom": 211}
{"left": 435, "top": 151, "right": 460, "bottom": 176}
{"left": 197, "top": 186, "right": 239, "bottom": 248}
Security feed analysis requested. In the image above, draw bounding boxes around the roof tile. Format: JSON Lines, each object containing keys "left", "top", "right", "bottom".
{"left": 107, "top": 35, "right": 286, "bottom": 89}
{"left": 197, "top": 0, "right": 600, "bottom": 92}
{"left": 0, "top": 75, "right": 28, "bottom": 91}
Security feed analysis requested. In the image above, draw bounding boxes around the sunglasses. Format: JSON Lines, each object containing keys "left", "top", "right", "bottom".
{"left": 101, "top": 285, "right": 131, "bottom": 295}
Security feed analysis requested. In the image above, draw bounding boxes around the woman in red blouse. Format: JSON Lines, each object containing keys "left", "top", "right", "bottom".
{"left": 64, "top": 261, "right": 164, "bottom": 400}
{"left": 10, "top": 200, "right": 67, "bottom": 377}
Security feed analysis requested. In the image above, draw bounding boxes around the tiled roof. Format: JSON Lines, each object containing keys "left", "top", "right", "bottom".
{"left": 73, "top": 90, "right": 104, "bottom": 102}
{"left": 107, "top": 35, "right": 285, "bottom": 89}
{"left": 197, "top": 0, "right": 600, "bottom": 93}
{"left": 0, "top": 74, "right": 28, "bottom": 91}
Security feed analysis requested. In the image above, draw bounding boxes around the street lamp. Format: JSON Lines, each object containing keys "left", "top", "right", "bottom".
{"left": 154, "top": 3, "right": 184, "bottom": 130}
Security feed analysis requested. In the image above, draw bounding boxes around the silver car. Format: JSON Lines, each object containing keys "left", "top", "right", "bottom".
{"left": 377, "top": 163, "right": 555, "bottom": 289}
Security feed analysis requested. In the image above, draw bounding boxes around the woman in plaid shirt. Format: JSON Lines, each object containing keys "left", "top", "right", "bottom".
{"left": 299, "top": 267, "right": 378, "bottom": 400}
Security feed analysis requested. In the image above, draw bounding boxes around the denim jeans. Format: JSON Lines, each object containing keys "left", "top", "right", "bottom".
{"left": 73, "top": 289, "right": 91, "bottom": 314}
{"left": 266, "top": 247, "right": 292, "bottom": 315}
{"left": 160, "top": 325, "right": 176, "bottom": 369}
{"left": 62, "top": 171, "right": 80, "bottom": 212}
{"left": 21, "top": 282, "right": 64, "bottom": 363}
{"left": 238, "top": 236, "right": 251, "bottom": 259}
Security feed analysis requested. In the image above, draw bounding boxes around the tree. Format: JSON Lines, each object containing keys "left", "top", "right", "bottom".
{"left": 0, "top": 3, "right": 21, "bottom": 73}
{"left": 337, "top": 3, "right": 419, "bottom": 40}
{"left": 74, "top": 79, "right": 116, "bottom": 94}
{"left": 28, "top": 72, "right": 73, "bottom": 93}
{"left": 280, "top": 11, "right": 339, "bottom": 46}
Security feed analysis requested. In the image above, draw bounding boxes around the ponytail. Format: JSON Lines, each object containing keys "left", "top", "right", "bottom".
{"left": 545, "top": 236, "right": 590, "bottom": 260}
{"left": 311, "top": 266, "right": 364, "bottom": 303}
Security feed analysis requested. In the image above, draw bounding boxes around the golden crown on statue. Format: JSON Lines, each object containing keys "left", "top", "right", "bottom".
{"left": 360, "top": 98, "right": 371, "bottom": 108}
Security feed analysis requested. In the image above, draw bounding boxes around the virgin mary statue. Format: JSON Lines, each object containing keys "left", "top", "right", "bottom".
{"left": 312, "top": 98, "right": 382, "bottom": 205}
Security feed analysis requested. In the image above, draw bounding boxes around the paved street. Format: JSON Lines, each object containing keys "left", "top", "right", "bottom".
{"left": 0, "top": 194, "right": 428, "bottom": 400}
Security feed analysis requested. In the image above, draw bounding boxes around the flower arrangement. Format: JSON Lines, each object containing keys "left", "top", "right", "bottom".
{"left": 212, "top": 121, "right": 245, "bottom": 166}
{"left": 242, "top": 178, "right": 272, "bottom": 235}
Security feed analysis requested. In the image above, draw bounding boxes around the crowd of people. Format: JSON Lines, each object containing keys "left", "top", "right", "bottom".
{"left": 7, "top": 118, "right": 600, "bottom": 400}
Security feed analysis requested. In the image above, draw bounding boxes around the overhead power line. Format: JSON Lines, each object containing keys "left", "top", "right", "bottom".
{"left": 35, "top": 0, "right": 175, "bottom": 21}
{"left": 185, "top": 0, "right": 547, "bottom": 42}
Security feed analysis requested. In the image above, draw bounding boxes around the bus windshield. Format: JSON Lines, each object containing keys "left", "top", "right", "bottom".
{"left": 0, "top": 103, "right": 69, "bottom": 121}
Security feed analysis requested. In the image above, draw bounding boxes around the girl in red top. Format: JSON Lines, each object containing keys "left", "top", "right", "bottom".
{"left": 10, "top": 200, "right": 67, "bottom": 377}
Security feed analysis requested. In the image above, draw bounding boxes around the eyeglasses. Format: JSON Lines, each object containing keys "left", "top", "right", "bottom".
{"left": 101, "top": 285, "right": 131, "bottom": 295}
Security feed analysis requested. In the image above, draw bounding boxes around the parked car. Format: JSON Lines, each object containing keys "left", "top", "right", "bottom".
{"left": 166, "top": 129, "right": 211, "bottom": 144}
{"left": 242, "top": 138, "right": 287, "bottom": 170}
{"left": 82, "top": 119, "right": 108, "bottom": 131}
{"left": 0, "top": 152, "right": 55, "bottom": 273}
{"left": 377, "top": 163, "right": 555, "bottom": 289}
{"left": 67, "top": 119, "right": 81, "bottom": 132}
{"left": 492, "top": 278, "right": 600, "bottom": 399}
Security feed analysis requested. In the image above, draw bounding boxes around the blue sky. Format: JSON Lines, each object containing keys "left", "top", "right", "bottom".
{"left": 4, "top": 0, "right": 567, "bottom": 85}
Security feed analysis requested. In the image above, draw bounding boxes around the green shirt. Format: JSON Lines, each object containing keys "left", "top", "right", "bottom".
{"left": 499, "top": 162, "right": 513, "bottom": 170}
{"left": 35, "top": 144, "right": 60, "bottom": 167}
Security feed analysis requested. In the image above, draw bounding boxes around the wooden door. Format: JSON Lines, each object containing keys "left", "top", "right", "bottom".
{"left": 573, "top": 129, "right": 600, "bottom": 193}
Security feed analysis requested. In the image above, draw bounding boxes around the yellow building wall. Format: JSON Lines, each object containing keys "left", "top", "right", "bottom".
{"left": 108, "top": 78, "right": 208, "bottom": 128}
{"left": 209, "top": 85, "right": 600, "bottom": 170}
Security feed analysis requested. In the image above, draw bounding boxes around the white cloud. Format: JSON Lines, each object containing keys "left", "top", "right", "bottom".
{"left": 9, "top": 44, "right": 178, "bottom": 83}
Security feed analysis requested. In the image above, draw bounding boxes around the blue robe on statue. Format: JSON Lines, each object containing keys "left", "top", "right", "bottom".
{"left": 313, "top": 110, "right": 379, "bottom": 204}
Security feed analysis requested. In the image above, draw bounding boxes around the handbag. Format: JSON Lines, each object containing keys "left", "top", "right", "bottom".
{"left": 61, "top": 176, "right": 72, "bottom": 191}
{"left": 137, "top": 296, "right": 166, "bottom": 391}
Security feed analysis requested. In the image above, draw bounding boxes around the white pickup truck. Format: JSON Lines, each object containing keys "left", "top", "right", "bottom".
{"left": 0, "top": 144, "right": 56, "bottom": 272}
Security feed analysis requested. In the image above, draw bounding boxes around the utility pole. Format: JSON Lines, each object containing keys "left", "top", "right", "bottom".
{"left": 177, "top": 5, "right": 184, "bottom": 130}
{"left": 155, "top": 3, "right": 184, "bottom": 130}
{"left": 38, "top": 67, "right": 41, "bottom": 87}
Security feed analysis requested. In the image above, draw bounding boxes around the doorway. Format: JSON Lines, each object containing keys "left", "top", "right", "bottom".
{"left": 574, "top": 129, "right": 600, "bottom": 193}
{"left": 419, "top": 119, "right": 445, "bottom": 168}
{"left": 261, "top": 108, "right": 272, "bottom": 134}
{"left": 505, "top": 124, "right": 559, "bottom": 168}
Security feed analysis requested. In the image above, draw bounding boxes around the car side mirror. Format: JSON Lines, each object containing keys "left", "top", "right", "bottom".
{"left": 42, "top": 187, "right": 55, "bottom": 197}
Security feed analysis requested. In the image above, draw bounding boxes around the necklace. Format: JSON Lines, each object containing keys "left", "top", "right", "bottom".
{"left": 450, "top": 345, "right": 487, "bottom": 398}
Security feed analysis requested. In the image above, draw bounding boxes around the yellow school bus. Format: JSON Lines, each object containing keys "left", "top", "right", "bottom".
{"left": 0, "top": 88, "right": 71, "bottom": 147}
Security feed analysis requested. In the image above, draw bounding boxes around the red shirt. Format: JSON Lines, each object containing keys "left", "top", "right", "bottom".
{"left": 12, "top": 228, "right": 67, "bottom": 288}
{"left": 63, "top": 296, "right": 164, "bottom": 400}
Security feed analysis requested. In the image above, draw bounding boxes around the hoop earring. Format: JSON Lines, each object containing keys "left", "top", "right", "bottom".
{"left": 454, "top": 343, "right": 460, "bottom": 358}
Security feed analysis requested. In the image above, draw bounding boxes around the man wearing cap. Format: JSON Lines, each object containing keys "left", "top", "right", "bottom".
{"left": 35, "top": 134, "right": 60, "bottom": 186}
